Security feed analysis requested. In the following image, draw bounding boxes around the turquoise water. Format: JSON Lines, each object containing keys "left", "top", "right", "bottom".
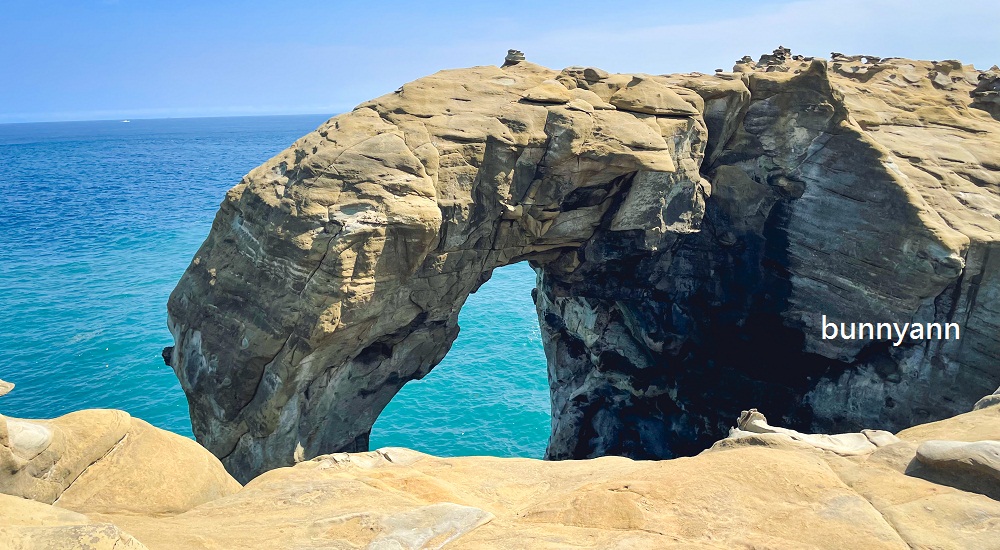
{"left": 370, "top": 262, "right": 550, "bottom": 457}
{"left": 0, "top": 116, "right": 550, "bottom": 458}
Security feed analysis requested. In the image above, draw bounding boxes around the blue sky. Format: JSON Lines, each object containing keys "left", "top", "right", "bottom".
{"left": 2, "top": 0, "right": 998, "bottom": 123}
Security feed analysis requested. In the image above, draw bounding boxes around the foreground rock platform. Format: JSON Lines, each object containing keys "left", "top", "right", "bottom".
{"left": 0, "top": 409, "right": 241, "bottom": 516}
{"left": 4, "top": 398, "right": 1000, "bottom": 549}
{"left": 164, "top": 49, "right": 1000, "bottom": 482}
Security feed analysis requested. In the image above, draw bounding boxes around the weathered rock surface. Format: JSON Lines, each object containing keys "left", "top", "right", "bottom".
{"left": 166, "top": 49, "right": 1000, "bottom": 481}
{"left": 717, "top": 408, "right": 901, "bottom": 455}
{"left": 915, "top": 439, "right": 1000, "bottom": 497}
{"left": 4, "top": 404, "right": 1000, "bottom": 549}
{"left": 0, "top": 407, "right": 241, "bottom": 515}
{"left": 1, "top": 493, "right": 148, "bottom": 550}
{"left": 897, "top": 398, "right": 1000, "bottom": 443}
{"left": 166, "top": 55, "right": 711, "bottom": 481}
{"left": 108, "top": 446, "right": 913, "bottom": 549}
{"left": 976, "top": 386, "right": 1000, "bottom": 410}
{"left": 917, "top": 439, "right": 1000, "bottom": 477}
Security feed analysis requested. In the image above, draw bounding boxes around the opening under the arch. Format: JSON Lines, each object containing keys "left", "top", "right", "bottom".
{"left": 369, "top": 261, "right": 550, "bottom": 457}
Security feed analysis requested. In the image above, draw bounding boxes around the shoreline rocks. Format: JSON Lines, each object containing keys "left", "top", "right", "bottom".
{"left": 2, "top": 393, "right": 1000, "bottom": 548}
{"left": 1, "top": 402, "right": 241, "bottom": 515}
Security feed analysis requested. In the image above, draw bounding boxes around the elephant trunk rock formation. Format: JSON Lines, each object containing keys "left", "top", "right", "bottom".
{"left": 166, "top": 49, "right": 1000, "bottom": 482}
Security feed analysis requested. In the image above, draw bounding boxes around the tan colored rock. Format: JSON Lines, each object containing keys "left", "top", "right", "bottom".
{"left": 915, "top": 440, "right": 1000, "bottom": 492}
{"left": 521, "top": 79, "right": 572, "bottom": 104}
{"left": 1, "top": 492, "right": 92, "bottom": 527}
{"left": 898, "top": 404, "right": 1000, "bottom": 443}
{"left": 901, "top": 436, "right": 1000, "bottom": 501}
{"left": 166, "top": 58, "right": 709, "bottom": 482}
{"left": 0, "top": 493, "right": 148, "bottom": 550}
{"left": 1, "top": 410, "right": 132, "bottom": 504}
{"left": 0, "top": 410, "right": 241, "bottom": 515}
{"left": 2, "top": 407, "right": 1000, "bottom": 548}
{"left": 0, "top": 379, "right": 13, "bottom": 397}
{"left": 1, "top": 522, "right": 148, "bottom": 550}
{"left": 823, "top": 452, "right": 1000, "bottom": 550}
{"left": 568, "top": 87, "right": 615, "bottom": 109}
{"left": 100, "top": 446, "right": 907, "bottom": 549}
{"left": 609, "top": 76, "right": 701, "bottom": 115}
{"left": 166, "top": 49, "right": 1000, "bottom": 482}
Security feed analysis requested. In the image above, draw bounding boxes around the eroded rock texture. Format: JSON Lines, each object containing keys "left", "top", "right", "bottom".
{"left": 166, "top": 50, "right": 1000, "bottom": 481}
{"left": 8, "top": 402, "right": 1000, "bottom": 549}
{"left": 0, "top": 407, "right": 241, "bottom": 515}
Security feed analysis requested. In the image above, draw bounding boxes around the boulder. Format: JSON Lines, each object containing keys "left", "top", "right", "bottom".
{"left": 608, "top": 76, "right": 701, "bottom": 115}
{"left": 568, "top": 87, "right": 615, "bottom": 109}
{"left": 521, "top": 79, "right": 572, "bottom": 104}
{"left": 0, "top": 410, "right": 241, "bottom": 515}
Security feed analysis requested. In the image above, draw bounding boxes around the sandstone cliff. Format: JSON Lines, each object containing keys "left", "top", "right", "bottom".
{"left": 5, "top": 378, "right": 1000, "bottom": 549}
{"left": 165, "top": 49, "right": 1000, "bottom": 482}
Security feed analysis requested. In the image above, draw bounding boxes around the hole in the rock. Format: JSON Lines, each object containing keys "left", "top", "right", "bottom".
{"left": 369, "top": 261, "right": 551, "bottom": 457}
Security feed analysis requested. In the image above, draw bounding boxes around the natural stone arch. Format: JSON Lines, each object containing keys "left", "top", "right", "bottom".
{"left": 167, "top": 53, "right": 1000, "bottom": 483}
{"left": 167, "top": 61, "right": 710, "bottom": 481}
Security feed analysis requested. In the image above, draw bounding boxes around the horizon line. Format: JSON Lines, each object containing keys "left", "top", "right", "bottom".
{"left": 0, "top": 111, "right": 340, "bottom": 127}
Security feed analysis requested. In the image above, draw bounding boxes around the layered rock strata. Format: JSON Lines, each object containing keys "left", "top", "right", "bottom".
{"left": 165, "top": 50, "right": 1000, "bottom": 481}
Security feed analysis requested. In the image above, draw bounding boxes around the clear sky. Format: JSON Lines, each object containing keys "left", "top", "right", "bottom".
{"left": 3, "top": 0, "right": 998, "bottom": 123}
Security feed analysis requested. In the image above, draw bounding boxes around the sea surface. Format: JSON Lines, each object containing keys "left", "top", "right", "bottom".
{"left": 0, "top": 116, "right": 550, "bottom": 458}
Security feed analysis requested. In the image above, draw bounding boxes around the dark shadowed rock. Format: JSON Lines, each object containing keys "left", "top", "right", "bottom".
{"left": 972, "top": 69, "right": 1000, "bottom": 119}
{"left": 161, "top": 346, "right": 173, "bottom": 367}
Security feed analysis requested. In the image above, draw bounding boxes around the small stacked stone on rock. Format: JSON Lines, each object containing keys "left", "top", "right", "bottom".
{"left": 756, "top": 46, "right": 796, "bottom": 71}
{"left": 503, "top": 49, "right": 525, "bottom": 67}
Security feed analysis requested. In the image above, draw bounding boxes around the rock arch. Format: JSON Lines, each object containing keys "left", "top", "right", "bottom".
{"left": 167, "top": 53, "right": 1000, "bottom": 482}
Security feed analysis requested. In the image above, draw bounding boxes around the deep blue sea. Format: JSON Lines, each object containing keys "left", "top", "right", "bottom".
{"left": 0, "top": 116, "right": 550, "bottom": 458}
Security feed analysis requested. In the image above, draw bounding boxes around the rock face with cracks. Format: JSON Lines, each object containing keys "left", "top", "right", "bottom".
{"left": 166, "top": 49, "right": 1000, "bottom": 482}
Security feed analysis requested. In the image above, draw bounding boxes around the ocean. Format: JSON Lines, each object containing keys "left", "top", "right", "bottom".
{"left": 0, "top": 115, "right": 550, "bottom": 459}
